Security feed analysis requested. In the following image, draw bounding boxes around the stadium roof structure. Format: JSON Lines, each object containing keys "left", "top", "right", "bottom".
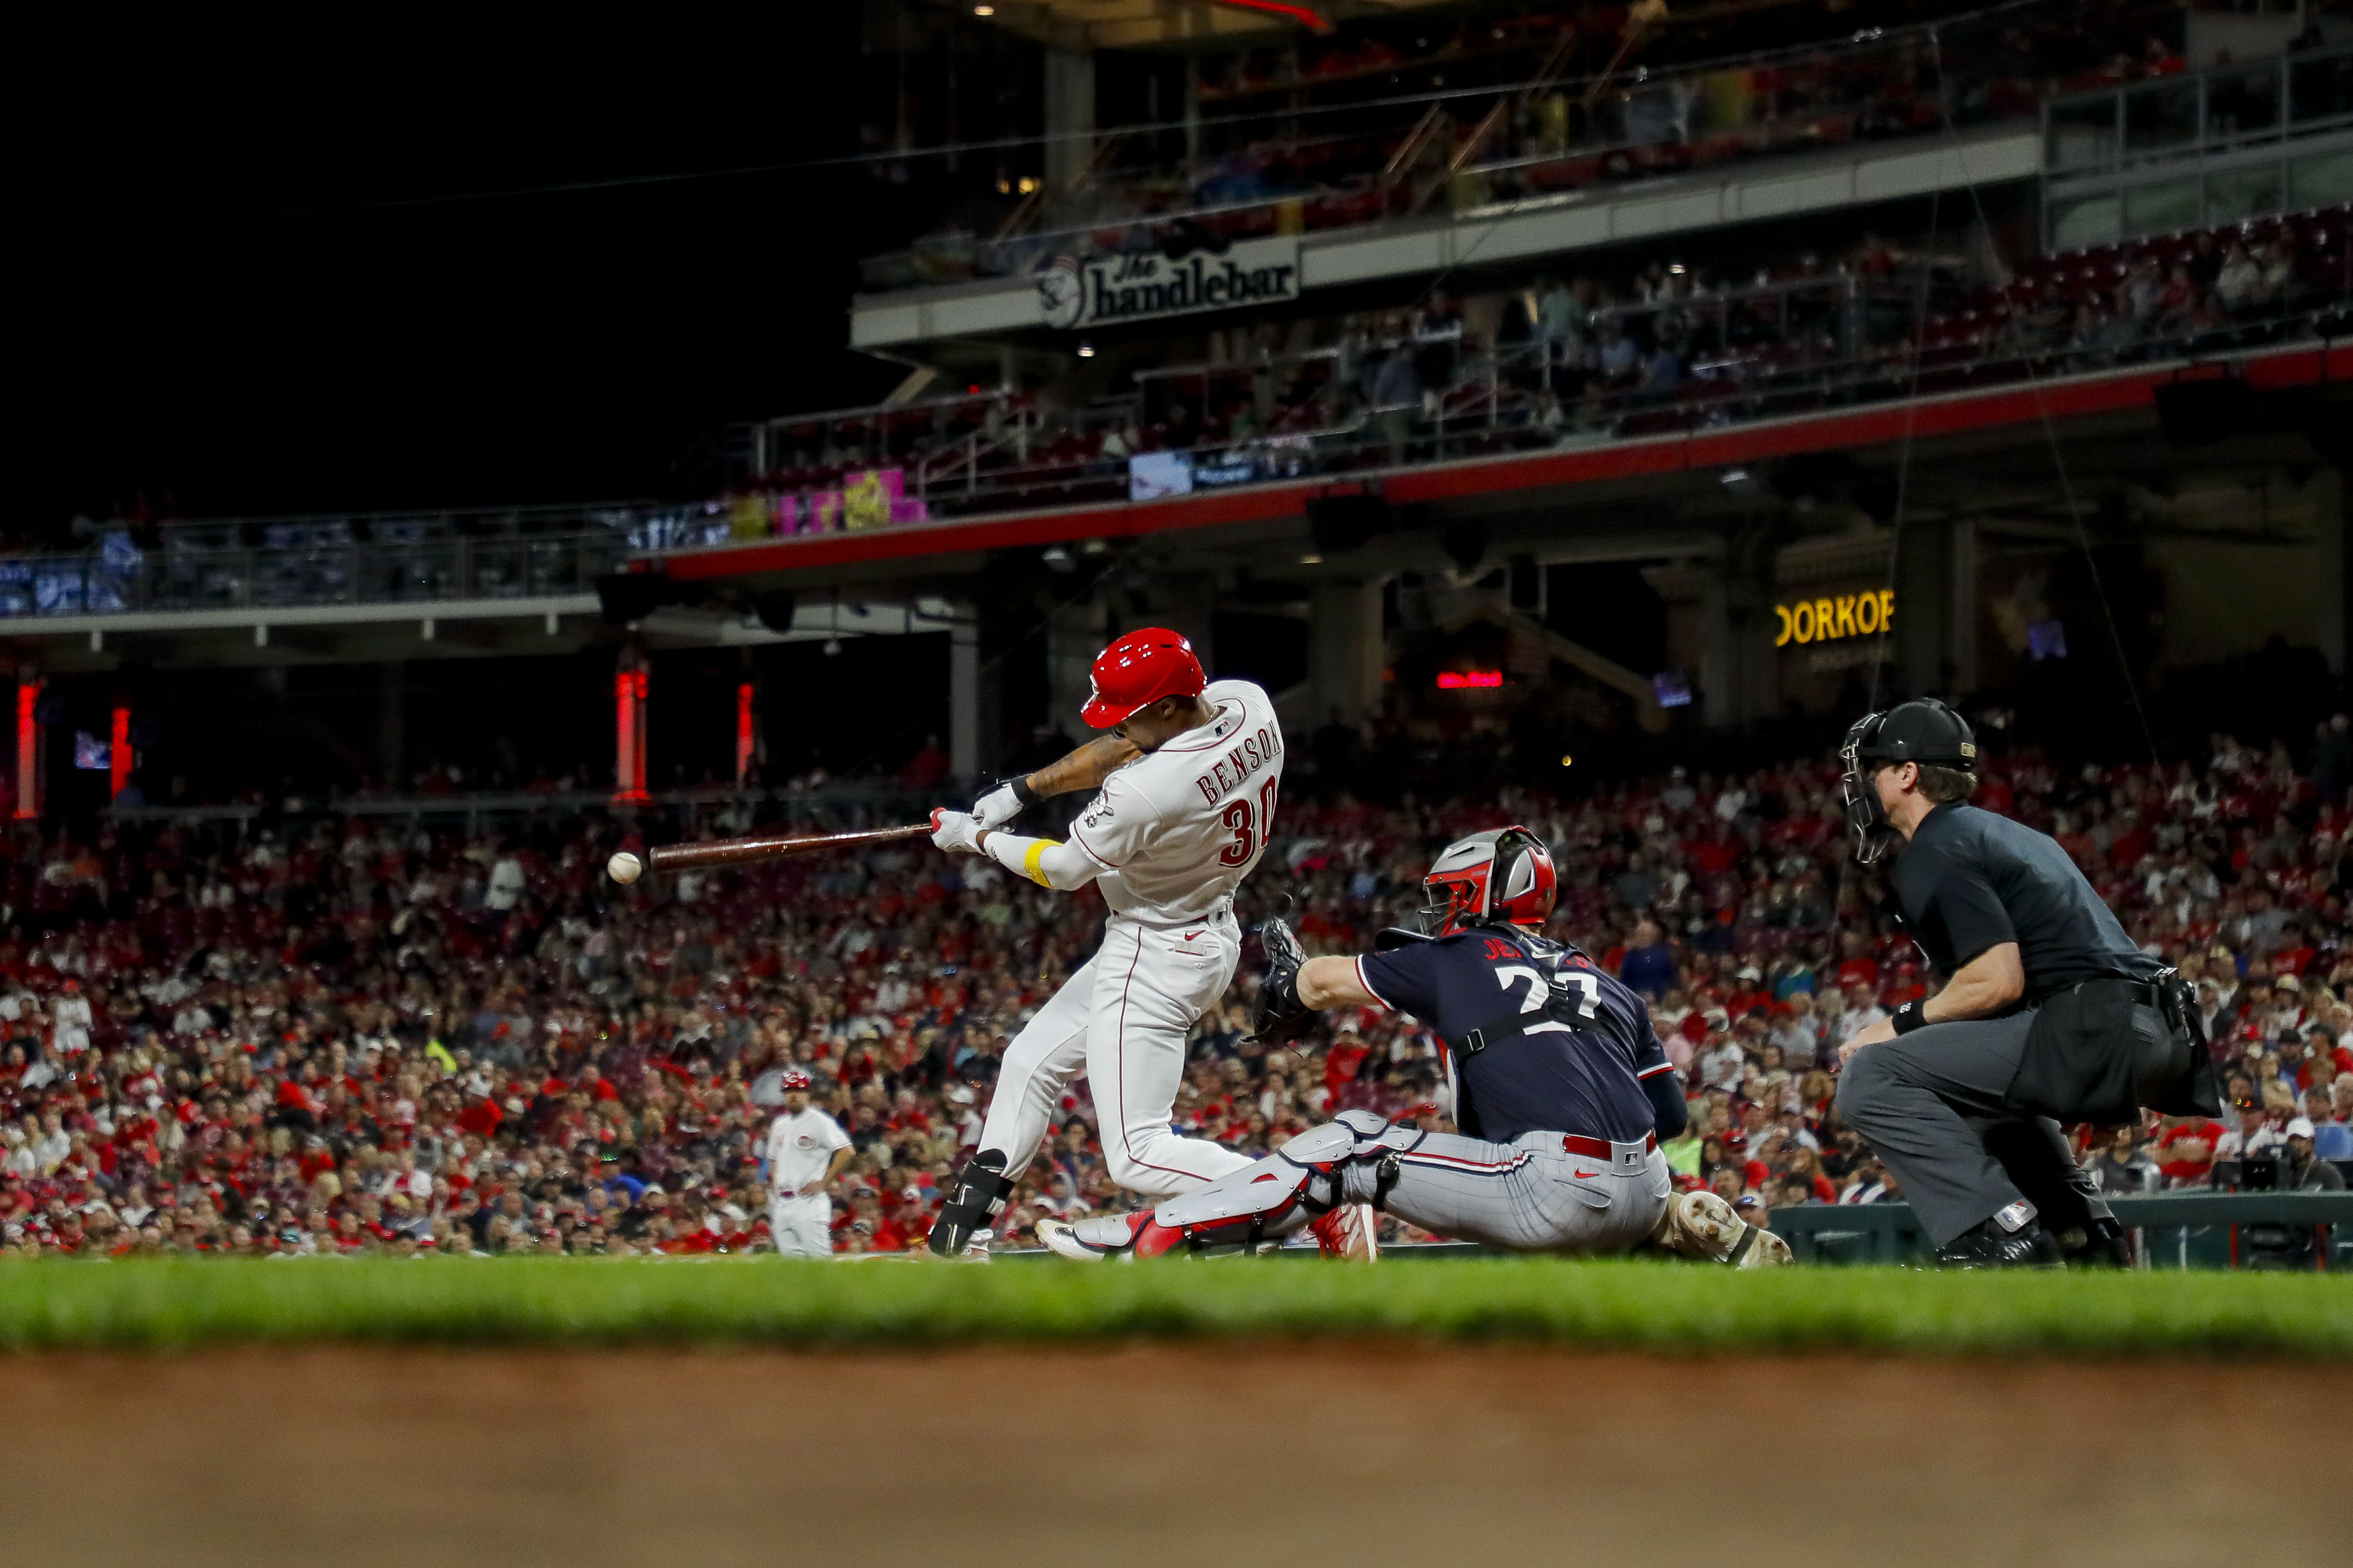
{"left": 966, "top": 0, "right": 1461, "bottom": 51}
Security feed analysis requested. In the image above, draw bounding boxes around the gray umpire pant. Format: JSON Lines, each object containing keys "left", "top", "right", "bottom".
{"left": 1834, "top": 1011, "right": 2113, "bottom": 1247}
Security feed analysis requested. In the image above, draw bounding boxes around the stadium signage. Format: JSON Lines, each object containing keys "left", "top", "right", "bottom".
{"left": 1775, "top": 589, "right": 1894, "bottom": 646}
{"left": 1037, "top": 236, "right": 1301, "bottom": 330}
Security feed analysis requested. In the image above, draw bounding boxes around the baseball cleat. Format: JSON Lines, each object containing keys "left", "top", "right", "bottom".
{"left": 1308, "top": 1202, "right": 1380, "bottom": 1262}
{"left": 1658, "top": 1191, "right": 1793, "bottom": 1267}
{"left": 1934, "top": 1216, "right": 2063, "bottom": 1268}
{"left": 1036, "top": 1212, "right": 1187, "bottom": 1260}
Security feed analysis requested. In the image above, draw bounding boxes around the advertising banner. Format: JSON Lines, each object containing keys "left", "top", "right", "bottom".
{"left": 1038, "top": 235, "right": 1302, "bottom": 331}
{"left": 1128, "top": 450, "right": 1194, "bottom": 502}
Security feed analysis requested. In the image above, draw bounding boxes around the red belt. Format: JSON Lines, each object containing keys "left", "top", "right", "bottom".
{"left": 1563, "top": 1131, "right": 1656, "bottom": 1159}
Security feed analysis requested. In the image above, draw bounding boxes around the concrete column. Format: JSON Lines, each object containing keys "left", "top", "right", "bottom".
{"left": 1949, "top": 518, "right": 1979, "bottom": 694}
{"left": 1309, "top": 582, "right": 1384, "bottom": 727}
{"left": 2318, "top": 466, "right": 2347, "bottom": 676}
{"left": 1183, "top": 50, "right": 1202, "bottom": 167}
{"left": 1156, "top": 574, "right": 1218, "bottom": 674}
{"left": 1895, "top": 518, "right": 1977, "bottom": 698}
{"left": 1043, "top": 47, "right": 1096, "bottom": 193}
{"left": 1699, "top": 558, "right": 1777, "bottom": 728}
{"left": 1895, "top": 519, "right": 1948, "bottom": 700}
{"left": 950, "top": 604, "right": 982, "bottom": 783}
{"left": 377, "top": 662, "right": 406, "bottom": 790}
{"left": 1046, "top": 597, "right": 1113, "bottom": 739}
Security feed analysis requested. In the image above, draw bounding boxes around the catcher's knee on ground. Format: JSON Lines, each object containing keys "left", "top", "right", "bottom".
{"left": 1650, "top": 1190, "right": 1793, "bottom": 1266}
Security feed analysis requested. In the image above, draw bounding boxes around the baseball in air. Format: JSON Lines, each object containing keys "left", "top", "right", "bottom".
{"left": 607, "top": 851, "right": 643, "bottom": 884}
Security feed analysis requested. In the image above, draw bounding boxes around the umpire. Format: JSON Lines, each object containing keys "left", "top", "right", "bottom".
{"left": 1832, "top": 700, "right": 2219, "bottom": 1266}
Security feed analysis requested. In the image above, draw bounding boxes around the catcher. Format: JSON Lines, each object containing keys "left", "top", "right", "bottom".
{"left": 1039, "top": 826, "right": 1791, "bottom": 1265}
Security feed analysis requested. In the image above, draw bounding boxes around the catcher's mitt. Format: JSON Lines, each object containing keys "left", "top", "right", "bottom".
{"left": 1248, "top": 899, "right": 1315, "bottom": 1043}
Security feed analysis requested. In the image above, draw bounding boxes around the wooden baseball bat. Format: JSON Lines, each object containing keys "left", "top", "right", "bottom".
{"left": 643, "top": 822, "right": 932, "bottom": 873}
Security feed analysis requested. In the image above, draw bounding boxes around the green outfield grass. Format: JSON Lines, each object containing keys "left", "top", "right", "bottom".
{"left": 2, "top": 1257, "right": 2348, "bottom": 1356}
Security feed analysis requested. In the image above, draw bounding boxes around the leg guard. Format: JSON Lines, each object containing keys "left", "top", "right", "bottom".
{"left": 927, "top": 1149, "right": 1015, "bottom": 1258}
{"left": 1148, "top": 1111, "right": 1421, "bottom": 1253}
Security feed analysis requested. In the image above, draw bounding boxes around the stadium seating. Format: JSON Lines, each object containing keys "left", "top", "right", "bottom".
{"left": 3, "top": 726, "right": 2348, "bottom": 1258}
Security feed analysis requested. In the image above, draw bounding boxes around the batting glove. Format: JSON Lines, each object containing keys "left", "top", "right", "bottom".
{"left": 970, "top": 778, "right": 1033, "bottom": 831}
{"left": 929, "top": 808, "right": 982, "bottom": 855}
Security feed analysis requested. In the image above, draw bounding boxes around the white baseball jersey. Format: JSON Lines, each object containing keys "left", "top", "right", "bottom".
{"left": 765, "top": 1107, "right": 851, "bottom": 1192}
{"left": 1067, "top": 679, "right": 1285, "bottom": 923}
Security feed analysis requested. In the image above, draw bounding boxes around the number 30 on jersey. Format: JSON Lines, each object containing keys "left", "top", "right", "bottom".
{"left": 1218, "top": 778, "right": 1280, "bottom": 866}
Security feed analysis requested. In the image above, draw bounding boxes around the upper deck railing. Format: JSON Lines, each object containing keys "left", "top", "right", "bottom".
{"left": 857, "top": 0, "right": 2176, "bottom": 297}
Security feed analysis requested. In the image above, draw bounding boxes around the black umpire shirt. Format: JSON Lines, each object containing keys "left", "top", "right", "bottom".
{"left": 1889, "top": 802, "right": 2160, "bottom": 997}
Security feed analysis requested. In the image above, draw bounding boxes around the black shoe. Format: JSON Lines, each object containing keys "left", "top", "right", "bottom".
{"left": 1935, "top": 1217, "right": 2064, "bottom": 1268}
{"left": 2060, "top": 1217, "right": 2134, "bottom": 1269}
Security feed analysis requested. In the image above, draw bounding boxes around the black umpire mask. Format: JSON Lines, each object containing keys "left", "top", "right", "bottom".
{"left": 1838, "top": 715, "right": 1897, "bottom": 867}
{"left": 1838, "top": 699, "right": 1978, "bottom": 866}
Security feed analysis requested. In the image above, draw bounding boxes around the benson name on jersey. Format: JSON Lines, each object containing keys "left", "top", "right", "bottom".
{"left": 1191, "top": 726, "right": 1283, "bottom": 806}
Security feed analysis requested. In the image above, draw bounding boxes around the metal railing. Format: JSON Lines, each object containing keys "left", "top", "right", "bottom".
{"left": 855, "top": 0, "right": 2160, "bottom": 295}
{"left": 677, "top": 294, "right": 2346, "bottom": 536}
{"left": 2045, "top": 42, "right": 2353, "bottom": 178}
{"left": 0, "top": 530, "right": 632, "bottom": 620}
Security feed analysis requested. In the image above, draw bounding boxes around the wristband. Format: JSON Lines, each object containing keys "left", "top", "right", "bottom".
{"left": 1890, "top": 1000, "right": 1928, "bottom": 1035}
{"left": 1009, "top": 775, "right": 1042, "bottom": 808}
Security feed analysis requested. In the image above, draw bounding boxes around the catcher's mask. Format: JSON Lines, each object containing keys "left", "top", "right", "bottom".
{"left": 1416, "top": 827, "right": 1557, "bottom": 936}
{"left": 1838, "top": 698, "right": 1978, "bottom": 866}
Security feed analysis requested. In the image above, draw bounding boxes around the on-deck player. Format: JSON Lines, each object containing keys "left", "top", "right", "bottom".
{"left": 763, "top": 1068, "right": 852, "bottom": 1258}
{"left": 1037, "top": 827, "right": 1792, "bottom": 1265}
{"left": 924, "top": 629, "right": 1339, "bottom": 1256}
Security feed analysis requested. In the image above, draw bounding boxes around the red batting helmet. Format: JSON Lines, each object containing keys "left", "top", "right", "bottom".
{"left": 1080, "top": 628, "right": 1206, "bottom": 729}
{"left": 1417, "top": 826, "right": 1557, "bottom": 936}
{"left": 779, "top": 1068, "right": 812, "bottom": 1092}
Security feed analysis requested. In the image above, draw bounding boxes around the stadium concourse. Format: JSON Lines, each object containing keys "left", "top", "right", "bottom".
{"left": 3, "top": 726, "right": 2350, "bottom": 1261}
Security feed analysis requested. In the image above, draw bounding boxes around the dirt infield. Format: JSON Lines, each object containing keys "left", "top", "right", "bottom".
{"left": 7, "top": 1345, "right": 2340, "bottom": 1567}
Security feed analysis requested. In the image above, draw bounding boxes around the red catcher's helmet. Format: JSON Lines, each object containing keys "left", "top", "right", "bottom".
{"left": 1417, "top": 826, "right": 1557, "bottom": 936}
{"left": 1080, "top": 627, "right": 1206, "bottom": 729}
{"left": 779, "top": 1068, "right": 812, "bottom": 1092}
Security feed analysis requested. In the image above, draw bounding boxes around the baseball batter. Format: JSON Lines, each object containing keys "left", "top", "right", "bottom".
{"left": 925, "top": 628, "right": 1288, "bottom": 1257}
{"left": 1038, "top": 827, "right": 1792, "bottom": 1265}
{"left": 763, "top": 1069, "right": 852, "bottom": 1258}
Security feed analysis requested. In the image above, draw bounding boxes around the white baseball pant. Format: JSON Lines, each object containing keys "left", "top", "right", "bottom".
{"left": 768, "top": 1195, "right": 834, "bottom": 1258}
{"left": 976, "top": 911, "right": 1255, "bottom": 1198}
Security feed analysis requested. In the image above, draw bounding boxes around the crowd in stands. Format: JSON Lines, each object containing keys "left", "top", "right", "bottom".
{"left": 745, "top": 204, "right": 2348, "bottom": 529}
{"left": 4, "top": 713, "right": 2350, "bottom": 1261}
{"left": 878, "top": 0, "right": 2223, "bottom": 286}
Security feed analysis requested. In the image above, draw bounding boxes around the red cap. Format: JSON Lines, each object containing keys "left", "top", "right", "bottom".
{"left": 779, "top": 1068, "right": 813, "bottom": 1091}
{"left": 1080, "top": 628, "right": 1206, "bottom": 729}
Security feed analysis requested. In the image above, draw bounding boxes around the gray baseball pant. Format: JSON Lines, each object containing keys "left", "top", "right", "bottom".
{"left": 1163, "top": 1115, "right": 1671, "bottom": 1254}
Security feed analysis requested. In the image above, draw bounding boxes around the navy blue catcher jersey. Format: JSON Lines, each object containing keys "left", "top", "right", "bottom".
{"left": 1355, "top": 927, "right": 1675, "bottom": 1144}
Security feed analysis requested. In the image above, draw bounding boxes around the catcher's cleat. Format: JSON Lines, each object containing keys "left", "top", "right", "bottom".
{"left": 1308, "top": 1202, "right": 1380, "bottom": 1262}
{"left": 1655, "top": 1190, "right": 1793, "bottom": 1267}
